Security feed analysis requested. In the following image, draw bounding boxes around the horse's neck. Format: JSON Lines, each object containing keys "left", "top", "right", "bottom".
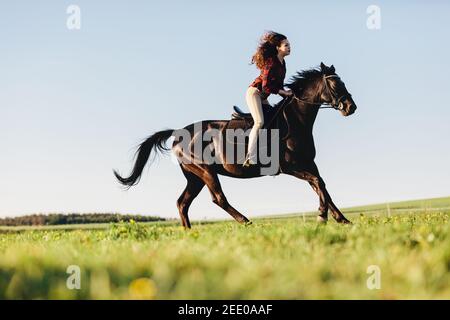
{"left": 288, "top": 100, "right": 319, "bottom": 134}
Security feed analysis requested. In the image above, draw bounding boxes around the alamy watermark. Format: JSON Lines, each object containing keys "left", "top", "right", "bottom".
{"left": 171, "top": 122, "right": 280, "bottom": 176}
{"left": 366, "top": 265, "right": 381, "bottom": 290}
{"left": 367, "top": 5, "right": 381, "bottom": 30}
{"left": 66, "top": 5, "right": 81, "bottom": 30}
{"left": 66, "top": 265, "right": 81, "bottom": 290}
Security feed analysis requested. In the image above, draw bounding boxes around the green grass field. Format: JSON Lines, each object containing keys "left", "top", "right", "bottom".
{"left": 1, "top": 196, "right": 449, "bottom": 299}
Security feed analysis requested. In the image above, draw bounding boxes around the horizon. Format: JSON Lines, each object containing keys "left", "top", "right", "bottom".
{"left": 2, "top": 195, "right": 449, "bottom": 220}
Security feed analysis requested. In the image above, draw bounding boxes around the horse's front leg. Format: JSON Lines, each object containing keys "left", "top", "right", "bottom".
{"left": 287, "top": 169, "right": 330, "bottom": 223}
{"left": 307, "top": 180, "right": 329, "bottom": 223}
{"left": 286, "top": 164, "right": 351, "bottom": 224}
{"left": 308, "top": 162, "right": 351, "bottom": 224}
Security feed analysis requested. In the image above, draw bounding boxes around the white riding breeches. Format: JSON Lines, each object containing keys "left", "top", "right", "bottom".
{"left": 245, "top": 86, "right": 269, "bottom": 164}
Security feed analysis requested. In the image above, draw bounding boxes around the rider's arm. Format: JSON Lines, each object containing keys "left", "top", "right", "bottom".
{"left": 278, "top": 89, "right": 292, "bottom": 97}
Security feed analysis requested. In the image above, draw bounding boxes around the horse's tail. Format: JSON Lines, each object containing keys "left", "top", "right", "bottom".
{"left": 113, "top": 129, "right": 174, "bottom": 188}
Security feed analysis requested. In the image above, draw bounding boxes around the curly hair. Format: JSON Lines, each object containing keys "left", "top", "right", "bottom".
{"left": 250, "top": 31, "right": 287, "bottom": 70}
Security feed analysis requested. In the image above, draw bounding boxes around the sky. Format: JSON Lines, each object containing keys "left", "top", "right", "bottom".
{"left": 1, "top": 0, "right": 450, "bottom": 220}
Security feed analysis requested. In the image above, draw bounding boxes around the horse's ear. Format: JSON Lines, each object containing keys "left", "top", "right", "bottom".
{"left": 320, "top": 62, "right": 327, "bottom": 72}
{"left": 330, "top": 64, "right": 335, "bottom": 74}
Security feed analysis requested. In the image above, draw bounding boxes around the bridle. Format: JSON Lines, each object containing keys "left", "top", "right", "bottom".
{"left": 264, "top": 74, "right": 352, "bottom": 140}
{"left": 291, "top": 74, "right": 352, "bottom": 111}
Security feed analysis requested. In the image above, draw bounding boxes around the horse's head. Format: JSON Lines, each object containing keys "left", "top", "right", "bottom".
{"left": 319, "top": 62, "right": 357, "bottom": 116}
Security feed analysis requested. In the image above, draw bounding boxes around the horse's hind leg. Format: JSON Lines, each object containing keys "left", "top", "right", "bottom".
{"left": 180, "top": 163, "right": 251, "bottom": 225}
{"left": 177, "top": 167, "right": 205, "bottom": 229}
{"left": 195, "top": 167, "right": 251, "bottom": 225}
{"left": 207, "top": 174, "right": 251, "bottom": 225}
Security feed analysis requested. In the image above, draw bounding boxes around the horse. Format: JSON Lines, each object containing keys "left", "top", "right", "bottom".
{"left": 113, "top": 62, "right": 357, "bottom": 228}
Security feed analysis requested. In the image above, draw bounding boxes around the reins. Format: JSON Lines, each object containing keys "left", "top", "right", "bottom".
{"left": 263, "top": 94, "right": 294, "bottom": 129}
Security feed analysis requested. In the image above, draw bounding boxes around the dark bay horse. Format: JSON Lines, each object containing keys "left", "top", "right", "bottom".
{"left": 114, "top": 62, "right": 357, "bottom": 228}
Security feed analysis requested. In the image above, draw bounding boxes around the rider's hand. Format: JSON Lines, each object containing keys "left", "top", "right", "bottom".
{"left": 279, "top": 89, "right": 293, "bottom": 97}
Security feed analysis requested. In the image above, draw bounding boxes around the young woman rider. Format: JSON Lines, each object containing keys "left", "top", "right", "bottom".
{"left": 243, "top": 31, "right": 293, "bottom": 167}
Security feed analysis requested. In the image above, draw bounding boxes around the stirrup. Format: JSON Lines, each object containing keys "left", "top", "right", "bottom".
{"left": 242, "top": 157, "right": 257, "bottom": 168}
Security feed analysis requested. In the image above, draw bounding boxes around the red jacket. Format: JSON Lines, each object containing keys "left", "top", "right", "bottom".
{"left": 249, "top": 56, "right": 286, "bottom": 100}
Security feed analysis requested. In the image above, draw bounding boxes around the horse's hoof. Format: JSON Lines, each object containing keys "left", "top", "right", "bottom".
{"left": 337, "top": 218, "right": 352, "bottom": 225}
{"left": 244, "top": 220, "right": 253, "bottom": 226}
{"left": 317, "top": 216, "right": 328, "bottom": 224}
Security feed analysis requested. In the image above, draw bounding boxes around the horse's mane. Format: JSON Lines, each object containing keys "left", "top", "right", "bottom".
{"left": 285, "top": 67, "right": 323, "bottom": 95}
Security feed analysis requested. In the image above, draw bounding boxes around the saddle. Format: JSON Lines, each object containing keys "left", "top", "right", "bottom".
{"left": 231, "top": 105, "right": 254, "bottom": 120}
{"left": 229, "top": 104, "right": 279, "bottom": 131}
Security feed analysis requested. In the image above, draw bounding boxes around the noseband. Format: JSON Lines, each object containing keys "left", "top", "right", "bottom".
{"left": 291, "top": 74, "right": 352, "bottom": 111}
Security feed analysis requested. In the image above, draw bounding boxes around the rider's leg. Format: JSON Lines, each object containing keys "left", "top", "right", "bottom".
{"left": 245, "top": 86, "right": 265, "bottom": 164}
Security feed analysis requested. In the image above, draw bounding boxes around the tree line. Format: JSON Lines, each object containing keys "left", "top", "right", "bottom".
{"left": 0, "top": 213, "right": 166, "bottom": 226}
